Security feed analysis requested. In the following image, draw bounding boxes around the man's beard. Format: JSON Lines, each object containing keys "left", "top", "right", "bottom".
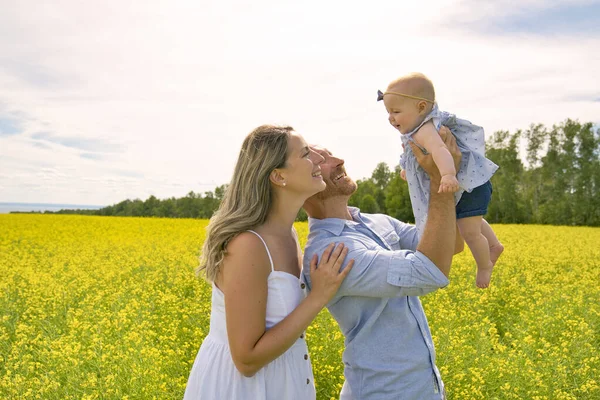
{"left": 314, "top": 177, "right": 357, "bottom": 201}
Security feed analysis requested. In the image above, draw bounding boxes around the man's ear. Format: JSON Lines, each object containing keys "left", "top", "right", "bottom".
{"left": 269, "top": 169, "right": 287, "bottom": 187}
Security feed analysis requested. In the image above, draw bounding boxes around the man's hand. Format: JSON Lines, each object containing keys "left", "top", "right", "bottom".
{"left": 409, "top": 126, "right": 461, "bottom": 183}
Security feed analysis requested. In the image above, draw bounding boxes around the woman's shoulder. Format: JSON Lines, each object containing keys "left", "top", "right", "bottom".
{"left": 226, "top": 231, "right": 266, "bottom": 253}
{"left": 224, "top": 231, "right": 271, "bottom": 269}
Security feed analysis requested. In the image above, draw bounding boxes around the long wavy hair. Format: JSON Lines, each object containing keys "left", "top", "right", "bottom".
{"left": 198, "top": 125, "right": 293, "bottom": 282}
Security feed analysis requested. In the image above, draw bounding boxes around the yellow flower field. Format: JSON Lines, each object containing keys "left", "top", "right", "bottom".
{"left": 1, "top": 214, "right": 599, "bottom": 399}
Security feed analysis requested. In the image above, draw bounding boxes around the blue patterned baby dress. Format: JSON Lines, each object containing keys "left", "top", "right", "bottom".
{"left": 399, "top": 104, "right": 498, "bottom": 238}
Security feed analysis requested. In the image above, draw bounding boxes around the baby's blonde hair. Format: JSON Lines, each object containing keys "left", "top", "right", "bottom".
{"left": 388, "top": 72, "right": 436, "bottom": 112}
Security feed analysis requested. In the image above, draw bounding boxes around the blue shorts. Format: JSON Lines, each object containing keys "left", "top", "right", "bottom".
{"left": 456, "top": 180, "right": 492, "bottom": 219}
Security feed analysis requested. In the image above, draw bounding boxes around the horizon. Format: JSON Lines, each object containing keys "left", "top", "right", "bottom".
{"left": 0, "top": 201, "right": 104, "bottom": 214}
{"left": 0, "top": 201, "right": 105, "bottom": 207}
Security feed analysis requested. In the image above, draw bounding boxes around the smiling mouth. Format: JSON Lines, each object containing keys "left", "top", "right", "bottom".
{"left": 333, "top": 172, "right": 346, "bottom": 182}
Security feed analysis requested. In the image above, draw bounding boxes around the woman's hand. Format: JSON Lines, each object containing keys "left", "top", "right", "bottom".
{"left": 308, "top": 243, "right": 354, "bottom": 307}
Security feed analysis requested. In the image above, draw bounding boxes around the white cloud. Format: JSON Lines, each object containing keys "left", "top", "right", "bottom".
{"left": 0, "top": 0, "right": 598, "bottom": 205}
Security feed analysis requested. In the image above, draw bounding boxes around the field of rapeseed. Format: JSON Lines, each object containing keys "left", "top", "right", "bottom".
{"left": 1, "top": 214, "right": 598, "bottom": 399}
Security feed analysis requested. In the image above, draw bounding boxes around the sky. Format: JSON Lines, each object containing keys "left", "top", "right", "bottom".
{"left": 1, "top": 0, "right": 599, "bottom": 206}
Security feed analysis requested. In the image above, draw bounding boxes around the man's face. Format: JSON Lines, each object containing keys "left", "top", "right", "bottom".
{"left": 308, "top": 146, "right": 357, "bottom": 200}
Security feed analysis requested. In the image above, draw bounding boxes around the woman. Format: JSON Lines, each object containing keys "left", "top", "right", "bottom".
{"left": 184, "top": 125, "right": 354, "bottom": 399}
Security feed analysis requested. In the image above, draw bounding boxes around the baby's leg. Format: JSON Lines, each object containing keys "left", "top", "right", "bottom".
{"left": 481, "top": 219, "right": 504, "bottom": 266}
{"left": 457, "top": 215, "right": 493, "bottom": 288}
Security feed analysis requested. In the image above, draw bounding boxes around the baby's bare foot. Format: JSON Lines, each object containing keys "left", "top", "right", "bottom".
{"left": 476, "top": 262, "right": 494, "bottom": 289}
{"left": 490, "top": 242, "right": 504, "bottom": 267}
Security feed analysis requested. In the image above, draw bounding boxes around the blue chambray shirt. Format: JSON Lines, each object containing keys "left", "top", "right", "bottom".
{"left": 301, "top": 207, "right": 448, "bottom": 400}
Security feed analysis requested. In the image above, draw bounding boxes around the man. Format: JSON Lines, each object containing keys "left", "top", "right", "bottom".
{"left": 301, "top": 127, "right": 462, "bottom": 399}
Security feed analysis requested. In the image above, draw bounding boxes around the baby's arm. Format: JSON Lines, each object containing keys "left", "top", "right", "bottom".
{"left": 400, "top": 169, "right": 407, "bottom": 181}
{"left": 412, "top": 122, "right": 459, "bottom": 193}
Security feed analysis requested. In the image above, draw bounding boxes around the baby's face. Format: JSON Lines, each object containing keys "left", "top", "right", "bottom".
{"left": 383, "top": 94, "right": 422, "bottom": 135}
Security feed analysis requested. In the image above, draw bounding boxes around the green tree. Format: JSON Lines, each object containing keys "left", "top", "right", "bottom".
{"left": 349, "top": 179, "right": 378, "bottom": 209}
{"left": 296, "top": 208, "right": 308, "bottom": 222}
{"left": 537, "top": 123, "right": 571, "bottom": 224}
{"left": 523, "top": 123, "right": 548, "bottom": 221}
{"left": 143, "top": 195, "right": 160, "bottom": 216}
{"left": 573, "top": 121, "right": 599, "bottom": 225}
{"left": 214, "top": 185, "right": 227, "bottom": 202}
{"left": 359, "top": 194, "right": 379, "bottom": 214}
{"left": 200, "top": 191, "right": 220, "bottom": 218}
{"left": 370, "top": 162, "right": 391, "bottom": 213}
{"left": 384, "top": 166, "right": 414, "bottom": 222}
{"left": 486, "top": 130, "right": 525, "bottom": 223}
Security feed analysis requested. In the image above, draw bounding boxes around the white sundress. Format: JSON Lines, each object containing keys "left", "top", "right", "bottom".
{"left": 400, "top": 104, "right": 499, "bottom": 238}
{"left": 183, "top": 230, "right": 316, "bottom": 400}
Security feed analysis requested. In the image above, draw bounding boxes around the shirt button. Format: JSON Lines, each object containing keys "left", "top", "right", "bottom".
{"left": 300, "top": 333, "right": 304, "bottom": 339}
{"left": 304, "top": 354, "right": 308, "bottom": 360}
{"left": 306, "top": 378, "right": 310, "bottom": 384}
{"left": 300, "top": 283, "right": 306, "bottom": 289}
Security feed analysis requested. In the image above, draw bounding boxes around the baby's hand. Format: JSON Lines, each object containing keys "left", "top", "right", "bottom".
{"left": 400, "top": 169, "right": 407, "bottom": 181}
{"left": 439, "top": 174, "right": 459, "bottom": 193}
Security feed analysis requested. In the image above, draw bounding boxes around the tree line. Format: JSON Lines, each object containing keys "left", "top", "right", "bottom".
{"left": 47, "top": 187, "right": 227, "bottom": 219}
{"left": 43, "top": 119, "right": 599, "bottom": 226}
{"left": 348, "top": 119, "right": 600, "bottom": 226}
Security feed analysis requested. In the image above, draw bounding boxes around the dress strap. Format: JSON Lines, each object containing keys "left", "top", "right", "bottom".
{"left": 247, "top": 230, "right": 274, "bottom": 272}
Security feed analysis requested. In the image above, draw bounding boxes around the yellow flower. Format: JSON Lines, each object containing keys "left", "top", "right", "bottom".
{"left": 1, "top": 216, "right": 599, "bottom": 399}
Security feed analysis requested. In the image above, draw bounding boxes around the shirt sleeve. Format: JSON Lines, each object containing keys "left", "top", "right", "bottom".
{"left": 335, "top": 239, "right": 449, "bottom": 298}
{"left": 390, "top": 217, "right": 419, "bottom": 251}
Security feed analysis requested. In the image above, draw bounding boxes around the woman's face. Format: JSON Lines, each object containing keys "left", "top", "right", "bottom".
{"left": 279, "top": 133, "right": 326, "bottom": 196}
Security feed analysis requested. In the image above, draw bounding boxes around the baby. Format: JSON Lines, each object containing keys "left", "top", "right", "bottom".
{"left": 378, "top": 72, "right": 504, "bottom": 288}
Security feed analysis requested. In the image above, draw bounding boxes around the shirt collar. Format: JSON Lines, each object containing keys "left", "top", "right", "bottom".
{"left": 308, "top": 207, "right": 362, "bottom": 236}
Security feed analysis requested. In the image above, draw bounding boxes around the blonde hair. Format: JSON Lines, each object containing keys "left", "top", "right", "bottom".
{"left": 198, "top": 125, "right": 293, "bottom": 282}
{"left": 388, "top": 72, "right": 436, "bottom": 111}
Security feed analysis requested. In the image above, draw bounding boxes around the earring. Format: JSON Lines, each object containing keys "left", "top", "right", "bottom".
{"left": 282, "top": 182, "right": 287, "bottom": 186}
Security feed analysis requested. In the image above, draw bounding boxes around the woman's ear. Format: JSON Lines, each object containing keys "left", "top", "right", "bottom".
{"left": 269, "top": 169, "right": 287, "bottom": 187}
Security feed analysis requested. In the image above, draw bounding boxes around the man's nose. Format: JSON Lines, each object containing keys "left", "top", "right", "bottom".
{"left": 310, "top": 150, "right": 325, "bottom": 164}
{"left": 333, "top": 156, "right": 344, "bottom": 166}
